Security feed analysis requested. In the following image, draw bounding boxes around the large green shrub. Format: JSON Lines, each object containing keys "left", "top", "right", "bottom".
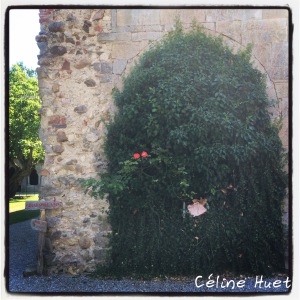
{"left": 88, "top": 24, "right": 287, "bottom": 277}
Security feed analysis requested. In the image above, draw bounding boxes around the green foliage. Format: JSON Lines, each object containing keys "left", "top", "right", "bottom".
{"left": 9, "top": 63, "right": 44, "bottom": 198}
{"left": 9, "top": 63, "right": 43, "bottom": 162}
{"left": 86, "top": 26, "right": 287, "bottom": 277}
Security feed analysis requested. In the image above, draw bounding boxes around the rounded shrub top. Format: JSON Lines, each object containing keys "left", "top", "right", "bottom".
{"left": 106, "top": 24, "right": 283, "bottom": 193}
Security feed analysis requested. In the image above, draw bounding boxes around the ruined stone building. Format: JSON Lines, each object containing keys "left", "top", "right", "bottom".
{"left": 36, "top": 8, "right": 289, "bottom": 274}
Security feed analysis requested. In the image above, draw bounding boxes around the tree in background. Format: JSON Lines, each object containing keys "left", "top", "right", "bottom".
{"left": 8, "top": 63, "right": 44, "bottom": 198}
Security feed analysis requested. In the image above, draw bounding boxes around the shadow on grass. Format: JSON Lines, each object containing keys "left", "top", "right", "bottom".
{"left": 9, "top": 210, "right": 40, "bottom": 225}
{"left": 9, "top": 194, "right": 39, "bottom": 202}
{"left": 9, "top": 199, "right": 27, "bottom": 204}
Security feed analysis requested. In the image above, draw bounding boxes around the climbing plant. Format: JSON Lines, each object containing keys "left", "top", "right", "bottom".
{"left": 84, "top": 22, "right": 287, "bottom": 277}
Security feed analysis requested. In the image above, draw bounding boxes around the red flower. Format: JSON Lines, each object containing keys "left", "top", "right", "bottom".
{"left": 141, "top": 151, "right": 148, "bottom": 158}
{"left": 133, "top": 153, "right": 140, "bottom": 159}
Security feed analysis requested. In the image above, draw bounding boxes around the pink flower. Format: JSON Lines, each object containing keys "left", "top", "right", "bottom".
{"left": 141, "top": 151, "right": 148, "bottom": 158}
{"left": 188, "top": 202, "right": 207, "bottom": 217}
{"left": 133, "top": 153, "right": 140, "bottom": 159}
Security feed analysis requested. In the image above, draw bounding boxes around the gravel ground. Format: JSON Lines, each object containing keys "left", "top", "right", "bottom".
{"left": 7, "top": 220, "right": 291, "bottom": 294}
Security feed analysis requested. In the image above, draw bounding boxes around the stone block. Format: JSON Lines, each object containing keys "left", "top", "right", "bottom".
{"left": 84, "top": 79, "right": 96, "bottom": 87}
{"left": 97, "top": 32, "right": 115, "bottom": 41}
{"left": 270, "top": 42, "right": 288, "bottom": 67}
{"left": 48, "top": 115, "right": 66, "bottom": 127}
{"left": 61, "top": 60, "right": 70, "bottom": 71}
{"left": 74, "top": 58, "right": 91, "bottom": 69}
{"left": 113, "top": 59, "right": 127, "bottom": 74}
{"left": 242, "top": 9, "right": 262, "bottom": 20}
{"left": 57, "top": 131, "right": 68, "bottom": 142}
{"left": 90, "top": 212, "right": 98, "bottom": 218}
{"left": 85, "top": 130, "right": 100, "bottom": 142}
{"left": 99, "top": 74, "right": 112, "bottom": 83}
{"left": 97, "top": 32, "right": 131, "bottom": 41}
{"left": 262, "top": 9, "right": 289, "bottom": 19}
{"left": 63, "top": 164, "right": 75, "bottom": 171}
{"left": 115, "top": 24, "right": 163, "bottom": 33}
{"left": 41, "top": 169, "right": 50, "bottom": 176}
{"left": 83, "top": 20, "right": 92, "bottom": 33}
{"left": 74, "top": 105, "right": 88, "bottom": 113}
{"left": 275, "top": 82, "right": 288, "bottom": 99}
{"left": 241, "top": 19, "right": 288, "bottom": 45}
{"left": 269, "top": 67, "right": 288, "bottom": 81}
{"left": 132, "top": 31, "right": 164, "bottom": 41}
{"left": 49, "top": 45, "right": 67, "bottom": 56}
{"left": 37, "top": 42, "right": 48, "bottom": 55}
{"left": 112, "top": 41, "right": 147, "bottom": 59}
{"left": 91, "top": 9, "right": 105, "bottom": 21}
{"left": 66, "top": 159, "right": 78, "bottom": 165}
{"left": 53, "top": 32, "right": 65, "bottom": 43}
{"left": 42, "top": 186, "right": 63, "bottom": 197}
{"left": 39, "top": 127, "right": 47, "bottom": 141}
{"left": 45, "top": 156, "right": 54, "bottom": 165}
{"left": 64, "top": 211, "right": 77, "bottom": 217}
{"left": 50, "top": 230, "right": 62, "bottom": 240}
{"left": 75, "top": 164, "right": 83, "bottom": 173}
{"left": 206, "top": 9, "right": 244, "bottom": 22}
{"left": 44, "top": 145, "right": 53, "bottom": 153}
{"left": 93, "top": 62, "right": 113, "bottom": 73}
{"left": 94, "top": 24, "right": 103, "bottom": 32}
{"left": 200, "top": 22, "right": 215, "bottom": 31}
{"left": 35, "top": 34, "right": 48, "bottom": 42}
{"left": 52, "top": 145, "right": 64, "bottom": 153}
{"left": 251, "top": 43, "right": 272, "bottom": 68}
{"left": 52, "top": 83, "right": 60, "bottom": 92}
{"left": 178, "top": 9, "right": 207, "bottom": 23}
{"left": 39, "top": 88, "right": 54, "bottom": 98}
{"left": 62, "top": 238, "right": 78, "bottom": 246}
{"left": 38, "top": 56, "right": 55, "bottom": 66}
{"left": 98, "top": 222, "right": 111, "bottom": 232}
{"left": 94, "top": 232, "right": 103, "bottom": 245}
{"left": 48, "top": 21, "right": 65, "bottom": 32}
{"left": 117, "top": 9, "right": 160, "bottom": 27}
{"left": 66, "top": 37, "right": 75, "bottom": 44}
{"left": 81, "top": 250, "right": 92, "bottom": 261}
{"left": 79, "top": 236, "right": 92, "bottom": 249}
{"left": 159, "top": 9, "right": 178, "bottom": 25}
{"left": 83, "top": 217, "right": 90, "bottom": 224}
{"left": 37, "top": 67, "right": 48, "bottom": 79}
{"left": 279, "top": 120, "right": 289, "bottom": 148}
{"left": 216, "top": 20, "right": 242, "bottom": 43}
{"left": 47, "top": 71, "right": 60, "bottom": 81}
{"left": 57, "top": 175, "right": 77, "bottom": 187}
{"left": 101, "top": 62, "right": 113, "bottom": 73}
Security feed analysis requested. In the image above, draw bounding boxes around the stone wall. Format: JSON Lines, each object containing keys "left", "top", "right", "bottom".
{"left": 36, "top": 8, "right": 289, "bottom": 274}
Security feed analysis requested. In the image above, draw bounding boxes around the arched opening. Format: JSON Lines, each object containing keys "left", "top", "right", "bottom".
{"left": 29, "top": 168, "right": 39, "bottom": 185}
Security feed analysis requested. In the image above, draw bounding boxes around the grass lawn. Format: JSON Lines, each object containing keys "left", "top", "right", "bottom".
{"left": 9, "top": 194, "right": 40, "bottom": 225}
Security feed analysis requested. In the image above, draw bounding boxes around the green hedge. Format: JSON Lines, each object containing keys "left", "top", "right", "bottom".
{"left": 86, "top": 23, "right": 287, "bottom": 277}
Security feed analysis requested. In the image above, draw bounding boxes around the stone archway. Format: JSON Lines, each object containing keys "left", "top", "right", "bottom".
{"left": 37, "top": 8, "right": 289, "bottom": 274}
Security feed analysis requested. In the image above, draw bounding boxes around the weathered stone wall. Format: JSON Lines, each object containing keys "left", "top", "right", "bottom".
{"left": 36, "top": 8, "right": 289, "bottom": 274}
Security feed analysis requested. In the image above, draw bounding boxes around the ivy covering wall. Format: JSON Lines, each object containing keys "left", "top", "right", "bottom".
{"left": 86, "top": 23, "right": 287, "bottom": 277}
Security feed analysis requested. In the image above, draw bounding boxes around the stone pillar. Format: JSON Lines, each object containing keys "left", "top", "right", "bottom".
{"left": 37, "top": 8, "right": 113, "bottom": 274}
